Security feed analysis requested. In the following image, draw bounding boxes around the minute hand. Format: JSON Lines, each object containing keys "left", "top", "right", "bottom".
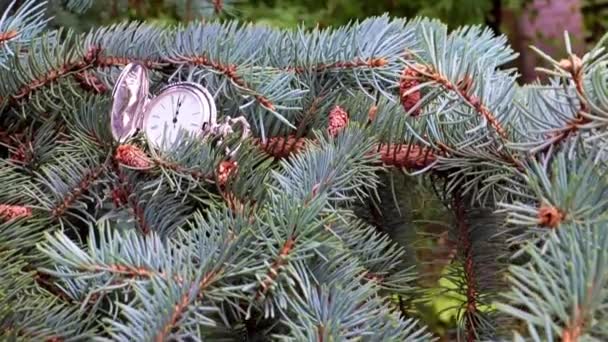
{"left": 172, "top": 95, "right": 182, "bottom": 124}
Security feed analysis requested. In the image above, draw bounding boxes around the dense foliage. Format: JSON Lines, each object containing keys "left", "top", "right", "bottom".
{"left": 0, "top": 0, "right": 607, "bottom": 341}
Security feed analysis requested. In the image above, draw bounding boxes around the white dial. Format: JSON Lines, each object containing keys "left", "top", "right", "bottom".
{"left": 143, "top": 83, "right": 216, "bottom": 150}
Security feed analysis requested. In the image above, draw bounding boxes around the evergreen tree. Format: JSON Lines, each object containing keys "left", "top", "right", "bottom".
{"left": 0, "top": 0, "right": 607, "bottom": 341}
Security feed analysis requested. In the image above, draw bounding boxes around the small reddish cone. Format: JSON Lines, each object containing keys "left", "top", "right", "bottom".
{"left": 327, "top": 106, "right": 349, "bottom": 137}
{"left": 111, "top": 187, "right": 129, "bottom": 208}
{"left": 115, "top": 144, "right": 151, "bottom": 168}
{"left": 261, "top": 135, "right": 307, "bottom": 159}
{"left": 0, "top": 204, "right": 32, "bottom": 221}
{"left": 399, "top": 67, "right": 422, "bottom": 116}
{"left": 558, "top": 55, "right": 583, "bottom": 75}
{"left": 217, "top": 160, "right": 238, "bottom": 187}
{"left": 10, "top": 144, "right": 28, "bottom": 164}
{"left": 538, "top": 204, "right": 563, "bottom": 229}
{"left": 368, "top": 105, "right": 378, "bottom": 123}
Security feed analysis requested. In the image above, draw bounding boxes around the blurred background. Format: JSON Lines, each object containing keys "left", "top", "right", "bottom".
{"left": 46, "top": 0, "right": 608, "bottom": 82}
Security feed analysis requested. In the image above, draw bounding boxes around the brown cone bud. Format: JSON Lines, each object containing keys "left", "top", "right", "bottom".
{"left": 115, "top": 144, "right": 151, "bottom": 168}
{"left": 217, "top": 160, "right": 238, "bottom": 187}
{"left": 10, "top": 143, "right": 28, "bottom": 164}
{"left": 0, "top": 204, "right": 32, "bottom": 221}
{"left": 327, "top": 106, "right": 349, "bottom": 137}
{"left": 559, "top": 54, "right": 583, "bottom": 73}
{"left": 368, "top": 105, "right": 378, "bottom": 122}
{"left": 111, "top": 187, "right": 129, "bottom": 208}
{"left": 259, "top": 136, "right": 307, "bottom": 159}
{"left": 399, "top": 66, "right": 423, "bottom": 116}
{"left": 538, "top": 204, "right": 563, "bottom": 229}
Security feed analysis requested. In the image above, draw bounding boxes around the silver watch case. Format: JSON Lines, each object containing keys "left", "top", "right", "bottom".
{"left": 110, "top": 62, "right": 149, "bottom": 142}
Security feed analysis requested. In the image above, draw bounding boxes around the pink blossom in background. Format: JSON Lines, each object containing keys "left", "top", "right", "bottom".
{"left": 510, "top": 0, "right": 585, "bottom": 81}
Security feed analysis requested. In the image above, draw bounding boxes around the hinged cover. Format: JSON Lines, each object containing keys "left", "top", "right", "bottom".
{"left": 110, "top": 62, "right": 149, "bottom": 142}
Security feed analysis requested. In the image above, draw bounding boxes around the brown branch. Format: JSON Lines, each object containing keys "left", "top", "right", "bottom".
{"left": 362, "top": 271, "right": 385, "bottom": 283}
{"left": 560, "top": 56, "right": 587, "bottom": 113}
{"left": 255, "top": 135, "right": 441, "bottom": 171}
{"left": 317, "top": 324, "right": 325, "bottom": 342}
{"left": 39, "top": 261, "right": 186, "bottom": 304}
{"left": 212, "top": 0, "right": 223, "bottom": 14}
{"left": 95, "top": 263, "right": 157, "bottom": 278}
{"left": 114, "top": 144, "right": 214, "bottom": 182}
{"left": 288, "top": 57, "right": 389, "bottom": 74}
{"left": 73, "top": 71, "right": 107, "bottom": 94}
{"left": 34, "top": 272, "right": 73, "bottom": 303}
{"left": 3, "top": 45, "right": 101, "bottom": 103}
{"left": 172, "top": 55, "right": 275, "bottom": 110}
{"left": 42, "top": 255, "right": 222, "bottom": 341}
{"left": 50, "top": 164, "right": 105, "bottom": 219}
{"left": 542, "top": 55, "right": 591, "bottom": 153}
{"left": 111, "top": 161, "right": 151, "bottom": 235}
{"left": 255, "top": 237, "right": 296, "bottom": 299}
{"left": 154, "top": 270, "right": 221, "bottom": 342}
{"left": 95, "top": 54, "right": 165, "bottom": 70}
{"left": 0, "top": 30, "right": 18, "bottom": 45}
{"left": 545, "top": 116, "right": 586, "bottom": 150}
{"left": 92, "top": 54, "right": 389, "bottom": 111}
{"left": 128, "top": 193, "right": 150, "bottom": 235}
{"left": 415, "top": 66, "right": 508, "bottom": 140}
{"left": 119, "top": 137, "right": 440, "bottom": 181}
{"left": 152, "top": 157, "right": 213, "bottom": 182}
{"left": 296, "top": 96, "right": 325, "bottom": 136}
{"left": 453, "top": 192, "right": 477, "bottom": 342}
{"left": 156, "top": 294, "right": 189, "bottom": 342}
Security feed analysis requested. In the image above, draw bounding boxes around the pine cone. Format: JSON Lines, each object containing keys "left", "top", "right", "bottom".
{"left": 259, "top": 136, "right": 307, "bottom": 159}
{"left": 399, "top": 66, "right": 423, "bottom": 116}
{"left": 115, "top": 144, "right": 151, "bottom": 168}
{"left": 0, "top": 204, "right": 32, "bottom": 221}
{"left": 327, "top": 106, "right": 349, "bottom": 137}
{"left": 217, "top": 160, "right": 238, "bottom": 187}
{"left": 538, "top": 204, "right": 563, "bottom": 229}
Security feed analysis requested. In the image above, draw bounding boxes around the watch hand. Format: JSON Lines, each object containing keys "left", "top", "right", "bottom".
{"left": 173, "top": 95, "right": 182, "bottom": 124}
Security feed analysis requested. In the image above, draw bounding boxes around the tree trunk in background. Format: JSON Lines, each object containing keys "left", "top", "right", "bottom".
{"left": 505, "top": 0, "right": 586, "bottom": 82}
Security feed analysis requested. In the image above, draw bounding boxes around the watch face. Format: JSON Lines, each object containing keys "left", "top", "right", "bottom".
{"left": 143, "top": 83, "right": 216, "bottom": 150}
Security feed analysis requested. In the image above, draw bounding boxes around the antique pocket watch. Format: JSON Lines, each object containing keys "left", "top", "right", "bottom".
{"left": 110, "top": 62, "right": 248, "bottom": 154}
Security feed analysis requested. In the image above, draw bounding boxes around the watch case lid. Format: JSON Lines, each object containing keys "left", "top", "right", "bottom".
{"left": 110, "top": 62, "right": 150, "bottom": 142}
